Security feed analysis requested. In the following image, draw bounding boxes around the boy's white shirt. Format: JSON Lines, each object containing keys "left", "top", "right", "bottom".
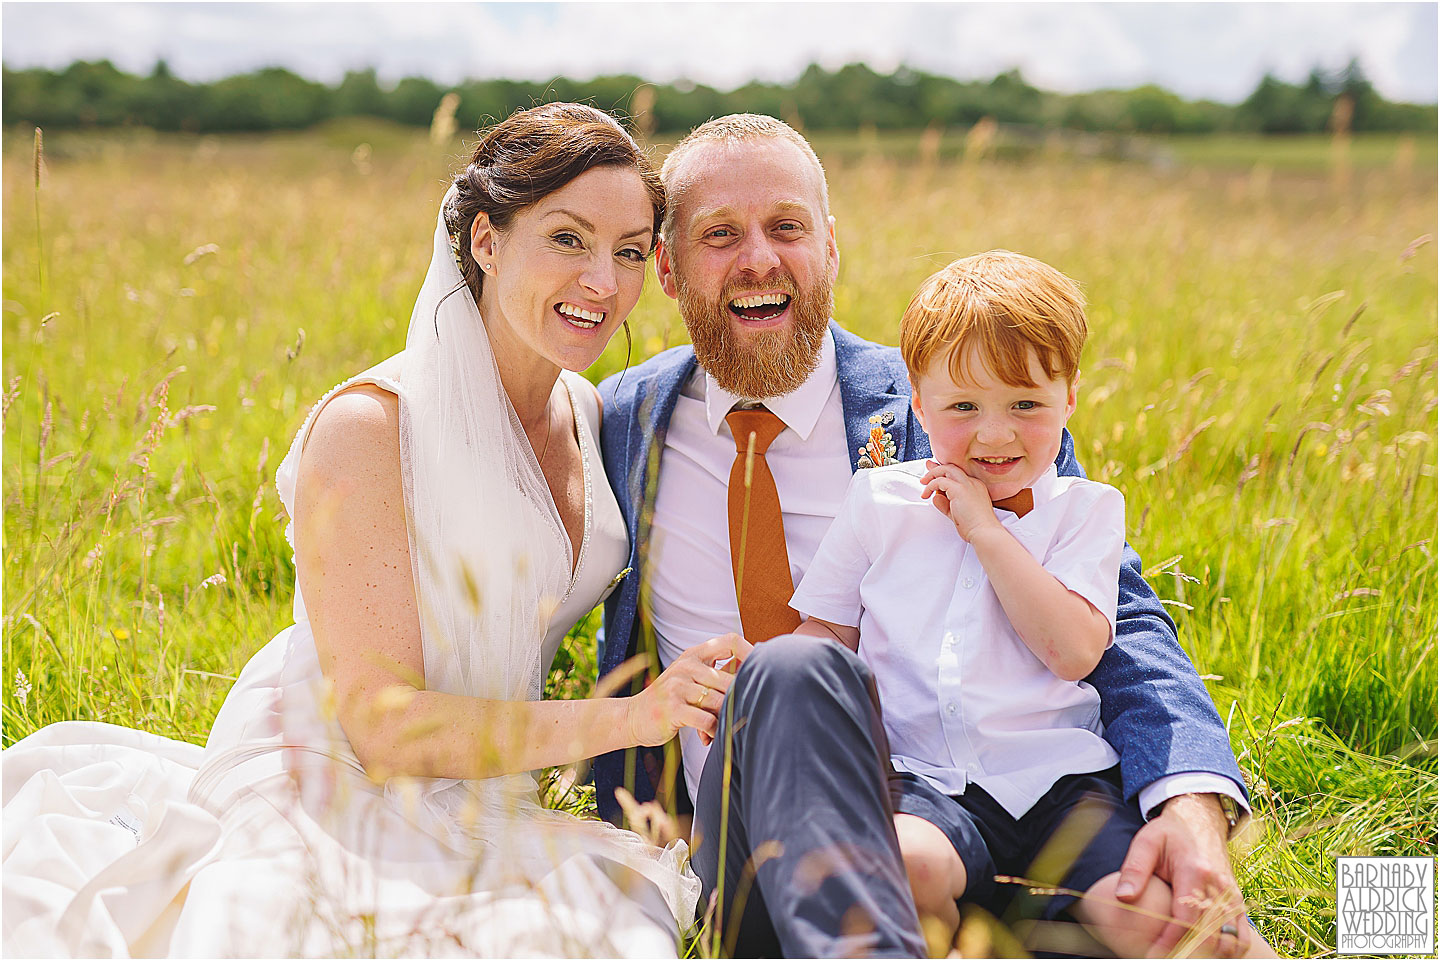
{"left": 793, "top": 461, "right": 1131, "bottom": 818}
{"left": 645, "top": 340, "right": 1247, "bottom": 818}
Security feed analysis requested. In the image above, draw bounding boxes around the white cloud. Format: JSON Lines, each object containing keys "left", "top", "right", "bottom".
{"left": 915, "top": 4, "right": 1150, "bottom": 92}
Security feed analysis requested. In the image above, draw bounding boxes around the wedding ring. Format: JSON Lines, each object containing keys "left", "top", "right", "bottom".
{"left": 1219, "top": 923, "right": 1239, "bottom": 938}
{"left": 692, "top": 688, "right": 705, "bottom": 708}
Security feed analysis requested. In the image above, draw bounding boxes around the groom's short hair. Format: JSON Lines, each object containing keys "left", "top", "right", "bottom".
{"left": 659, "top": 114, "right": 829, "bottom": 243}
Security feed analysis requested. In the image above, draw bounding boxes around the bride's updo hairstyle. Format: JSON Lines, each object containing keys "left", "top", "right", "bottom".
{"left": 445, "top": 103, "right": 665, "bottom": 303}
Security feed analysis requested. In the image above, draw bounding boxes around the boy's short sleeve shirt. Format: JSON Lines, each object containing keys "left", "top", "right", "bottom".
{"left": 790, "top": 462, "right": 1125, "bottom": 819}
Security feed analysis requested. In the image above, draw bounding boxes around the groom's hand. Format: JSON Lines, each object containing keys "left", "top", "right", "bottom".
{"left": 625, "top": 633, "right": 752, "bottom": 747}
{"left": 1116, "top": 792, "right": 1250, "bottom": 958}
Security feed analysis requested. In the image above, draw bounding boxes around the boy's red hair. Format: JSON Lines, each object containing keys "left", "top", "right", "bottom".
{"left": 900, "top": 250, "right": 1087, "bottom": 388}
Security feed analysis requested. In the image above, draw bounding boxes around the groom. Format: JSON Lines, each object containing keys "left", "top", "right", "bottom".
{"left": 597, "top": 115, "right": 1251, "bottom": 957}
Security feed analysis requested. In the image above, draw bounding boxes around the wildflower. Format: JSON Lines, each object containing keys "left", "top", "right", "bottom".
{"left": 183, "top": 243, "right": 220, "bottom": 265}
{"left": 13, "top": 669, "right": 30, "bottom": 708}
{"left": 613, "top": 787, "right": 683, "bottom": 847}
{"left": 199, "top": 573, "right": 227, "bottom": 590}
{"left": 374, "top": 684, "right": 416, "bottom": 714}
{"left": 33, "top": 127, "right": 45, "bottom": 188}
{"left": 39, "top": 400, "right": 52, "bottom": 457}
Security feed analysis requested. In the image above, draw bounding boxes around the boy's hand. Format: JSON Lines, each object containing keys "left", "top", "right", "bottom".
{"left": 921, "top": 460, "right": 1002, "bottom": 541}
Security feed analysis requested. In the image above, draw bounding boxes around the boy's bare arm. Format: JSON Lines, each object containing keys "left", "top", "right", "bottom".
{"left": 795, "top": 617, "right": 861, "bottom": 652}
{"left": 964, "top": 525, "right": 1108, "bottom": 680}
{"left": 921, "top": 461, "right": 1109, "bottom": 681}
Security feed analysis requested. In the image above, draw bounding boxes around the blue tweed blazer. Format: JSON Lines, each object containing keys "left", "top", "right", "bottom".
{"left": 593, "top": 321, "right": 1243, "bottom": 824}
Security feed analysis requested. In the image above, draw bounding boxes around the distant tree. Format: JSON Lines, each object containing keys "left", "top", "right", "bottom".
{"left": 202, "top": 67, "right": 330, "bottom": 131}
{"left": 1055, "top": 90, "right": 1127, "bottom": 131}
{"left": 137, "top": 59, "right": 193, "bottom": 130}
{"left": 1, "top": 67, "right": 51, "bottom": 127}
{"left": 984, "top": 68, "right": 1043, "bottom": 125}
{"left": 4, "top": 57, "right": 1433, "bottom": 136}
{"left": 453, "top": 79, "right": 512, "bottom": 131}
{"left": 1304, "top": 66, "right": 1335, "bottom": 99}
{"left": 725, "top": 80, "right": 789, "bottom": 125}
{"left": 914, "top": 72, "right": 970, "bottom": 125}
{"left": 1125, "top": 84, "right": 1182, "bottom": 133}
{"left": 651, "top": 79, "right": 729, "bottom": 133}
{"left": 579, "top": 73, "right": 651, "bottom": 122}
{"left": 386, "top": 75, "right": 445, "bottom": 126}
{"left": 1238, "top": 72, "right": 1310, "bottom": 133}
{"left": 1173, "top": 98, "right": 1230, "bottom": 134}
{"left": 1337, "top": 57, "right": 1383, "bottom": 130}
{"left": 58, "top": 60, "right": 143, "bottom": 125}
{"left": 828, "top": 62, "right": 923, "bottom": 128}
{"left": 335, "top": 69, "right": 386, "bottom": 118}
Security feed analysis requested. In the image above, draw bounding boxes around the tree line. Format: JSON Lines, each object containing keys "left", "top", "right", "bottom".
{"left": 4, "top": 57, "right": 1434, "bottom": 136}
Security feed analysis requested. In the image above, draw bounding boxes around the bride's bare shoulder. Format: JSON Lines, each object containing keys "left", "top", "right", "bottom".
{"left": 299, "top": 378, "right": 401, "bottom": 495}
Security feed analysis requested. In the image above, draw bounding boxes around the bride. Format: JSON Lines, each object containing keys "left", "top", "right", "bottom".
{"left": 3, "top": 103, "right": 748, "bottom": 958}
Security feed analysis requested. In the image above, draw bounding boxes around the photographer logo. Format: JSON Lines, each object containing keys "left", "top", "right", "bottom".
{"left": 1336, "top": 857, "right": 1434, "bottom": 956}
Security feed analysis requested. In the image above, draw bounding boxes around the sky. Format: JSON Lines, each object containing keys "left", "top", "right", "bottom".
{"left": 3, "top": 2, "right": 1436, "bottom": 105}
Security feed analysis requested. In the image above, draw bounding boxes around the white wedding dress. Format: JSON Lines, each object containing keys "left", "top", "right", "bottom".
{"left": 2, "top": 194, "right": 700, "bottom": 958}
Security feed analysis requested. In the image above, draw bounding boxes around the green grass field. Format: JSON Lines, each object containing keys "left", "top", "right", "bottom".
{"left": 3, "top": 123, "right": 1436, "bottom": 957}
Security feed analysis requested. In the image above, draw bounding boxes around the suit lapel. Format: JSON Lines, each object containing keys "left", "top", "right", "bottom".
{"left": 629, "top": 352, "right": 697, "bottom": 540}
{"left": 832, "top": 323, "right": 917, "bottom": 471}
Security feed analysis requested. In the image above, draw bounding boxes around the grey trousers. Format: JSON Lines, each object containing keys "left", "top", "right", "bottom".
{"left": 690, "top": 635, "right": 926, "bottom": 958}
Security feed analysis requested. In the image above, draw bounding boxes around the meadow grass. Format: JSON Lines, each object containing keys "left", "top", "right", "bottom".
{"left": 3, "top": 123, "right": 1435, "bottom": 957}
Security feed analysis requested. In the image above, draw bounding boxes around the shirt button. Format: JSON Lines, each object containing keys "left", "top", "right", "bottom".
{"left": 967, "top": 763, "right": 979, "bottom": 775}
{"left": 962, "top": 577, "right": 976, "bottom": 589}
{"left": 945, "top": 702, "right": 958, "bottom": 716}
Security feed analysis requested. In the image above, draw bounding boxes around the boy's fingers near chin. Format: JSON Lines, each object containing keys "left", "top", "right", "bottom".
{"left": 922, "top": 459, "right": 955, "bottom": 482}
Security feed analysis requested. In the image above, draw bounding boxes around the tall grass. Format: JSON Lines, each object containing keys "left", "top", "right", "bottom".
{"left": 3, "top": 123, "right": 1434, "bottom": 957}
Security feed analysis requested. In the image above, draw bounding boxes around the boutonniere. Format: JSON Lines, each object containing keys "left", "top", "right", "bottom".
{"left": 855, "top": 412, "right": 897, "bottom": 469}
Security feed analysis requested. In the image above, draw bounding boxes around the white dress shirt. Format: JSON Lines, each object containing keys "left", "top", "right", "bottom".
{"left": 646, "top": 328, "right": 1246, "bottom": 819}
{"left": 792, "top": 463, "right": 1124, "bottom": 818}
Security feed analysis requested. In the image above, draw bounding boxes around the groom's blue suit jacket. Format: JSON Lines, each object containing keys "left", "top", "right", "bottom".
{"left": 594, "top": 321, "right": 1244, "bottom": 824}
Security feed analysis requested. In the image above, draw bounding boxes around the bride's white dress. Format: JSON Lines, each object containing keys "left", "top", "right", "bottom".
{"left": 3, "top": 196, "right": 700, "bottom": 958}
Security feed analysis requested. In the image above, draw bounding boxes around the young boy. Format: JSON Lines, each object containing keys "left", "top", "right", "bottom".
{"left": 789, "top": 251, "right": 1267, "bottom": 957}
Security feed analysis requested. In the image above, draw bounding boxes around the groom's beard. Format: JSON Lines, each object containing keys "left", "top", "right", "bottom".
{"left": 676, "top": 270, "right": 833, "bottom": 400}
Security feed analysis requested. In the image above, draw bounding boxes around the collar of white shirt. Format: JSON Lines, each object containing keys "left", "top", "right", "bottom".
{"left": 701, "top": 328, "right": 838, "bottom": 442}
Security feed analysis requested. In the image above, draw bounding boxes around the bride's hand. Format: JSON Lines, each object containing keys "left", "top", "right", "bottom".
{"left": 626, "top": 633, "right": 752, "bottom": 747}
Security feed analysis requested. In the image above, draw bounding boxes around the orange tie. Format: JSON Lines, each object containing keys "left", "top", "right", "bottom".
{"left": 725, "top": 407, "right": 801, "bottom": 643}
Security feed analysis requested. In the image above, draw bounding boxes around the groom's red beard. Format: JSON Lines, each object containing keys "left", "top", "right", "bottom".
{"left": 676, "top": 272, "right": 833, "bottom": 400}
